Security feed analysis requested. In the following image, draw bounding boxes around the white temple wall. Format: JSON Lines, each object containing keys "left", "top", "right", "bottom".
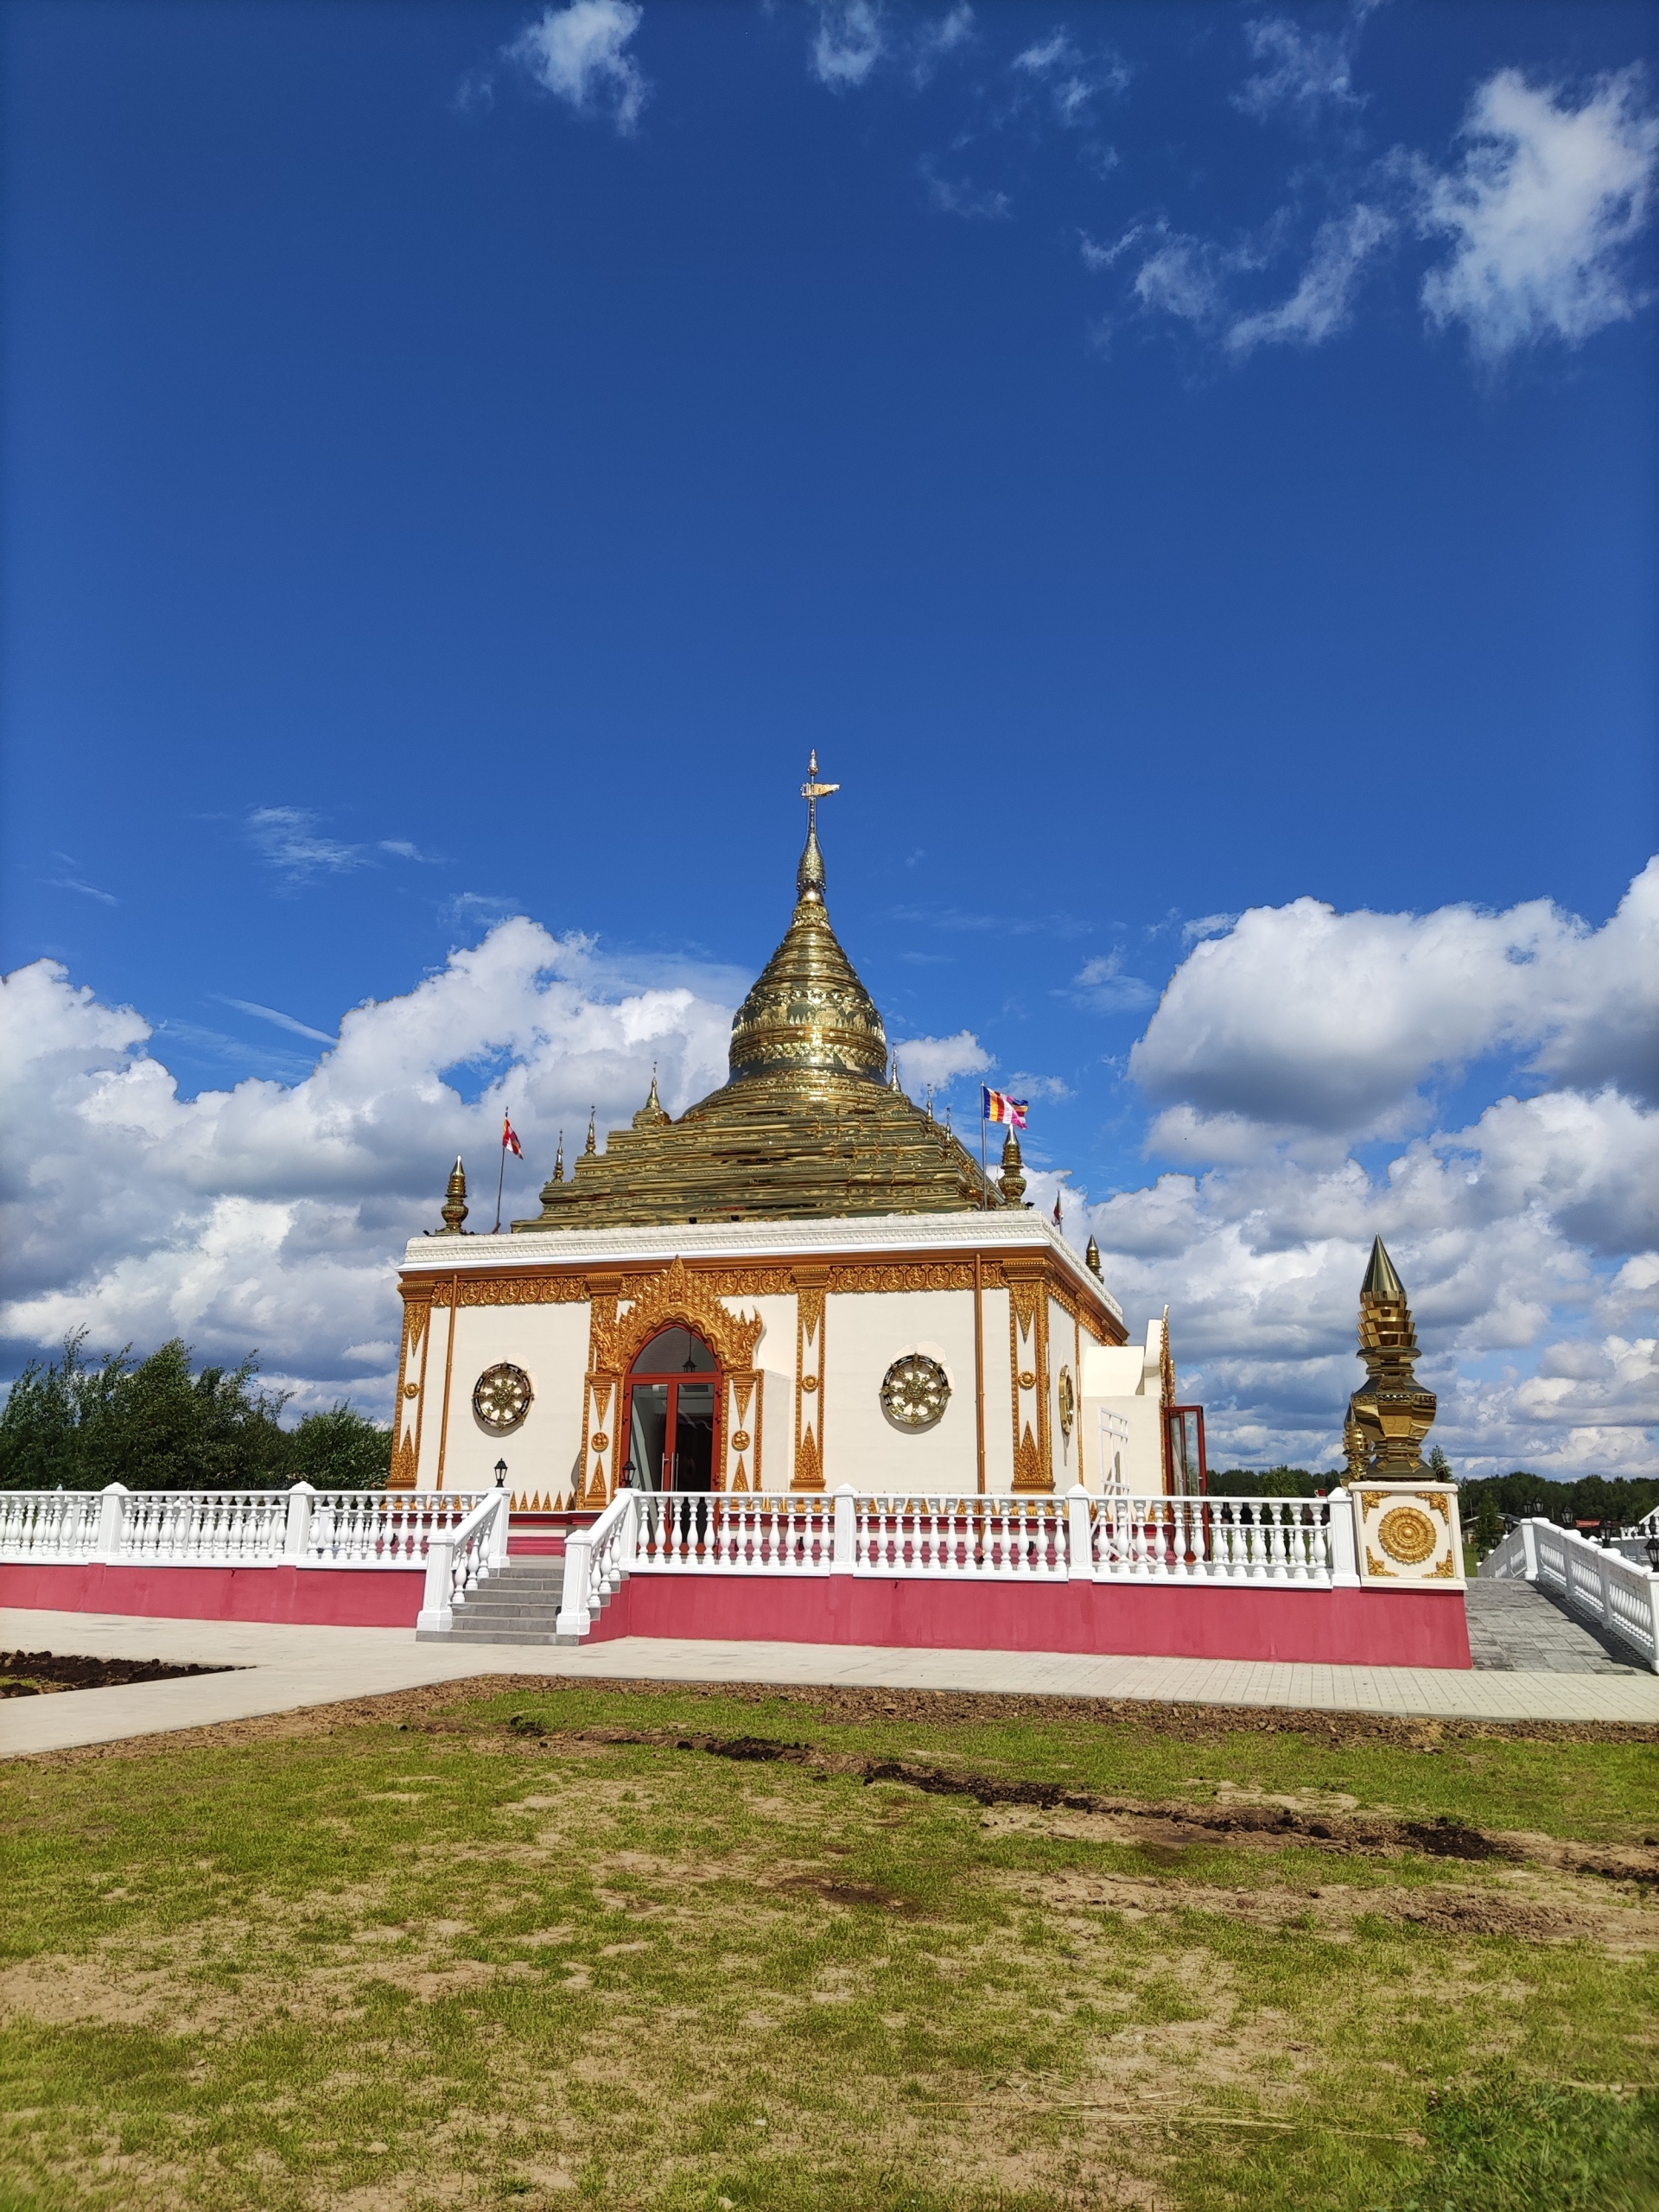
{"left": 435, "top": 1300, "right": 591, "bottom": 1499}
{"left": 822, "top": 1287, "right": 982, "bottom": 1493}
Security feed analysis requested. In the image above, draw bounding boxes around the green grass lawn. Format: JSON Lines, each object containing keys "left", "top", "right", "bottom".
{"left": 2, "top": 1680, "right": 1656, "bottom": 2212}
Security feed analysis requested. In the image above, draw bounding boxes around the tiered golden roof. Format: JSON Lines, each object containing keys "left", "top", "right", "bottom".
{"left": 512, "top": 763, "right": 1004, "bottom": 1230}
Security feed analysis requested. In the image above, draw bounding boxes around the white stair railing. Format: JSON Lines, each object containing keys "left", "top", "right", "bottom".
{"left": 1480, "top": 1517, "right": 1659, "bottom": 1673}
{"left": 415, "top": 1490, "right": 511, "bottom": 1634}
{"left": 556, "top": 1487, "right": 639, "bottom": 1637}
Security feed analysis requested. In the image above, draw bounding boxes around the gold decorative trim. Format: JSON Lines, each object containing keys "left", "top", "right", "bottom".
{"left": 1007, "top": 1268, "right": 1051, "bottom": 1491}
{"left": 431, "top": 1274, "right": 594, "bottom": 1307}
{"left": 794, "top": 1267, "right": 828, "bottom": 1490}
{"left": 1365, "top": 1546, "right": 1395, "bottom": 1578}
{"left": 1376, "top": 1505, "right": 1438, "bottom": 1567}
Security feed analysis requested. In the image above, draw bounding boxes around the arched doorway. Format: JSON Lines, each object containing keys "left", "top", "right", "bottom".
{"left": 624, "top": 1326, "right": 721, "bottom": 1492}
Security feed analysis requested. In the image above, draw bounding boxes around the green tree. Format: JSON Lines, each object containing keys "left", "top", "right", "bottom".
{"left": 0, "top": 1333, "right": 388, "bottom": 1491}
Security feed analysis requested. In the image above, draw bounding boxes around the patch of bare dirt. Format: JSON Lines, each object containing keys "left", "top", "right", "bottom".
{"left": 17, "top": 1670, "right": 1659, "bottom": 1765}
{"left": 1015, "top": 1863, "right": 1659, "bottom": 1951}
{"left": 0, "top": 1649, "right": 234, "bottom": 1697}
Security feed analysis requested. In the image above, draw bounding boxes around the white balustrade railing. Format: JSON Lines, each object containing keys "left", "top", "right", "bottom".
{"left": 556, "top": 1485, "right": 639, "bottom": 1638}
{"left": 1093, "top": 1494, "right": 1336, "bottom": 1585}
{"left": 1480, "top": 1517, "right": 1659, "bottom": 1673}
{"left": 0, "top": 1483, "right": 487, "bottom": 1571}
{"left": 855, "top": 1494, "right": 1070, "bottom": 1579}
{"left": 416, "top": 1489, "right": 511, "bottom": 1633}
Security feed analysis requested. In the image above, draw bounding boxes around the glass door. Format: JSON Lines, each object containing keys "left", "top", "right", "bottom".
{"left": 623, "top": 1327, "right": 721, "bottom": 1492}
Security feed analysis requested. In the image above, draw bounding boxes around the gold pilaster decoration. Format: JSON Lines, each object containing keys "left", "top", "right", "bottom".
{"left": 390, "top": 1288, "right": 431, "bottom": 1489}
{"left": 438, "top": 1156, "right": 469, "bottom": 1235}
{"left": 793, "top": 1265, "right": 828, "bottom": 1490}
{"left": 1342, "top": 1237, "right": 1438, "bottom": 1484}
{"left": 1006, "top": 1261, "right": 1052, "bottom": 1491}
{"left": 999, "top": 1129, "right": 1027, "bottom": 1206}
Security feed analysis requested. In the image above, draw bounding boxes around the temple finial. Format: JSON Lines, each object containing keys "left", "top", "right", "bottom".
{"left": 1343, "top": 1236, "right": 1437, "bottom": 1482}
{"left": 1084, "top": 1234, "right": 1102, "bottom": 1279}
{"left": 633, "top": 1065, "right": 671, "bottom": 1129}
{"left": 1361, "top": 1235, "right": 1404, "bottom": 1304}
{"left": 797, "top": 750, "right": 840, "bottom": 906}
{"left": 439, "top": 1155, "right": 469, "bottom": 1235}
{"left": 553, "top": 1130, "right": 564, "bottom": 1182}
{"left": 998, "top": 1127, "right": 1027, "bottom": 1205}
{"left": 584, "top": 1107, "right": 597, "bottom": 1156}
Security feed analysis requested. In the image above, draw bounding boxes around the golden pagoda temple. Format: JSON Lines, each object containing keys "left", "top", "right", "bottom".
{"left": 390, "top": 761, "right": 1192, "bottom": 1511}
{"left": 512, "top": 762, "right": 1001, "bottom": 1229}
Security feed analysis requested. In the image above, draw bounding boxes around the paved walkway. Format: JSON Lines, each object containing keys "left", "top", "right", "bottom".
{"left": 1464, "top": 1579, "right": 1643, "bottom": 1674}
{"left": 5, "top": 1605, "right": 1658, "bottom": 1758}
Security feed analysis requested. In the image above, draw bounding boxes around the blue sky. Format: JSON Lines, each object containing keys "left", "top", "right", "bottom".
{"left": 3, "top": 2, "right": 1656, "bottom": 1474}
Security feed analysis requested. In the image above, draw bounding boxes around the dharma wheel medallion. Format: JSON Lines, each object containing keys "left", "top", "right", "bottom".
{"left": 1376, "top": 1505, "right": 1437, "bottom": 1567}
{"left": 880, "top": 1353, "right": 950, "bottom": 1433}
{"left": 473, "top": 1363, "right": 532, "bottom": 1434}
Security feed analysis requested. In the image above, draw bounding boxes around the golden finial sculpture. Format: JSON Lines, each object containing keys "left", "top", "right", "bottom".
{"left": 999, "top": 1128, "right": 1027, "bottom": 1205}
{"left": 632, "top": 1067, "right": 671, "bottom": 1129}
{"left": 1342, "top": 1236, "right": 1438, "bottom": 1482}
{"left": 1084, "top": 1234, "right": 1102, "bottom": 1279}
{"left": 584, "top": 1108, "right": 597, "bottom": 1156}
{"left": 438, "top": 1155, "right": 469, "bottom": 1235}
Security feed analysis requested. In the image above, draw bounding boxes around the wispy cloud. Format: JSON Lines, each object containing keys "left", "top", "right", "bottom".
{"left": 219, "top": 997, "right": 338, "bottom": 1046}
{"left": 1071, "top": 953, "right": 1159, "bottom": 1013}
{"left": 921, "top": 161, "right": 1011, "bottom": 220}
{"left": 377, "top": 839, "right": 444, "bottom": 864}
{"left": 48, "top": 878, "right": 118, "bottom": 907}
{"left": 1416, "top": 67, "right": 1659, "bottom": 361}
{"left": 810, "top": 1, "right": 886, "bottom": 91}
{"left": 483, "top": 1, "right": 650, "bottom": 133}
{"left": 1010, "top": 26, "right": 1129, "bottom": 127}
{"left": 1183, "top": 912, "right": 1238, "bottom": 944}
{"left": 1005, "top": 1071, "right": 1073, "bottom": 1103}
{"left": 1232, "top": 3, "right": 1382, "bottom": 127}
{"left": 246, "top": 807, "right": 366, "bottom": 881}
{"left": 1225, "top": 202, "right": 1394, "bottom": 354}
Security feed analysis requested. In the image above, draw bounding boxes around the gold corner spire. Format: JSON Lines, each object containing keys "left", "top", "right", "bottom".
{"left": 438, "top": 1155, "right": 468, "bottom": 1236}
{"left": 584, "top": 1107, "right": 597, "bottom": 1156}
{"left": 633, "top": 1066, "right": 671, "bottom": 1129}
{"left": 998, "top": 1128, "right": 1027, "bottom": 1205}
{"left": 1342, "top": 1239, "right": 1437, "bottom": 1482}
{"left": 1084, "top": 1234, "right": 1102, "bottom": 1279}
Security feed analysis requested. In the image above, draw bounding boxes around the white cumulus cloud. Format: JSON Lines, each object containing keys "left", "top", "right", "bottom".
{"left": 892, "top": 1030, "right": 991, "bottom": 1090}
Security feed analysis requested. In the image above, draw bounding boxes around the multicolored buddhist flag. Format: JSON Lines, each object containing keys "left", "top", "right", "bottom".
{"left": 982, "top": 1088, "right": 1027, "bottom": 1128}
{"left": 501, "top": 1114, "right": 524, "bottom": 1159}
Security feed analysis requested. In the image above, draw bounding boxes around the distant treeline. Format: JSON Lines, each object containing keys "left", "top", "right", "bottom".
{"left": 1210, "top": 1459, "right": 1658, "bottom": 1538}
{"left": 1458, "top": 1470, "right": 1659, "bottom": 1541}
{"left": 0, "top": 1333, "right": 391, "bottom": 1493}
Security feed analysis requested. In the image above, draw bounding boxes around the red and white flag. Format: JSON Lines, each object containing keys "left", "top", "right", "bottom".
{"left": 502, "top": 1114, "right": 524, "bottom": 1159}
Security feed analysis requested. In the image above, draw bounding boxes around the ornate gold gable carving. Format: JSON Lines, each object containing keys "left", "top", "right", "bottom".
{"left": 594, "top": 1255, "right": 765, "bottom": 1375}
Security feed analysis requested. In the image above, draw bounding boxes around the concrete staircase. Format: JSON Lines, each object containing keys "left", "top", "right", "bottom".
{"left": 415, "top": 1556, "right": 576, "bottom": 1646}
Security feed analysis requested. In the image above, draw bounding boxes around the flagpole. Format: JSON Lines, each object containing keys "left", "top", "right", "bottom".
{"left": 493, "top": 1120, "right": 507, "bottom": 1236}
{"left": 980, "top": 1090, "right": 988, "bottom": 1210}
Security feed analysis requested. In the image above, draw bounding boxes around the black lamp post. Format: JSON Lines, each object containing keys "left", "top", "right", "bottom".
{"left": 494, "top": 1459, "right": 508, "bottom": 1489}
{"left": 1645, "top": 1535, "right": 1659, "bottom": 1573}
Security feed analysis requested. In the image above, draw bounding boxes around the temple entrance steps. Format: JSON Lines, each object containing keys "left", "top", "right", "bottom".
{"left": 415, "top": 1558, "right": 578, "bottom": 1647}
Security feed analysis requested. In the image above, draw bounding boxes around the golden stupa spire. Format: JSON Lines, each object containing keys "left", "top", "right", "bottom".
{"left": 724, "top": 753, "right": 888, "bottom": 1090}
{"left": 438, "top": 1155, "right": 468, "bottom": 1235}
{"left": 1342, "top": 1237, "right": 1438, "bottom": 1481}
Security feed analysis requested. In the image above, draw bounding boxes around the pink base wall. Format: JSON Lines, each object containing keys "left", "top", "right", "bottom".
{"left": 0, "top": 1561, "right": 425, "bottom": 1629}
{"left": 587, "top": 1573, "right": 1472, "bottom": 1669}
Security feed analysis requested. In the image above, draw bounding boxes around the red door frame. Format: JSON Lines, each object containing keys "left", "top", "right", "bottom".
{"left": 623, "top": 1335, "right": 723, "bottom": 1491}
